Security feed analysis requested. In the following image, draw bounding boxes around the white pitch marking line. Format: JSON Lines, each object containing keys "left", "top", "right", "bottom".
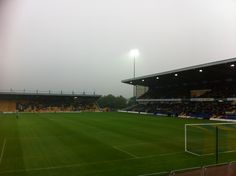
{"left": 220, "top": 150, "right": 236, "bottom": 154}
{"left": 0, "top": 138, "right": 6, "bottom": 165}
{"left": 186, "top": 150, "right": 236, "bottom": 157}
{"left": 154, "top": 151, "right": 184, "bottom": 157}
{"left": 138, "top": 151, "right": 185, "bottom": 159}
{"left": 200, "top": 153, "right": 215, "bottom": 156}
{"left": 113, "top": 145, "right": 138, "bottom": 158}
{"left": 185, "top": 150, "right": 201, "bottom": 156}
{"left": 201, "top": 150, "right": 236, "bottom": 156}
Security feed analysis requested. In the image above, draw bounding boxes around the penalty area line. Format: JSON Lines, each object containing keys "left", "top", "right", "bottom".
{"left": 0, "top": 138, "right": 6, "bottom": 165}
{"left": 113, "top": 146, "right": 138, "bottom": 158}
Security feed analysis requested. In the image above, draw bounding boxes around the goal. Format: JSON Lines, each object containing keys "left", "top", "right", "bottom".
{"left": 185, "top": 123, "right": 236, "bottom": 157}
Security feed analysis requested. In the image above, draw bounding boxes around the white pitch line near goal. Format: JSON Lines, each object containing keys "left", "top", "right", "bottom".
{"left": 188, "top": 150, "right": 236, "bottom": 157}
{"left": 113, "top": 146, "right": 138, "bottom": 158}
{"left": 221, "top": 150, "right": 236, "bottom": 154}
{"left": 0, "top": 138, "right": 6, "bottom": 165}
{"left": 185, "top": 150, "right": 201, "bottom": 156}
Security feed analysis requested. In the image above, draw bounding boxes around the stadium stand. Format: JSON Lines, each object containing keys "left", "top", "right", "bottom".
{"left": 0, "top": 90, "right": 101, "bottom": 112}
{"left": 0, "top": 100, "right": 16, "bottom": 112}
{"left": 122, "top": 57, "right": 236, "bottom": 120}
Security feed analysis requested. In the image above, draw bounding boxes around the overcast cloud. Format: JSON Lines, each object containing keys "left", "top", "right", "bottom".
{"left": 1, "top": 0, "right": 236, "bottom": 98}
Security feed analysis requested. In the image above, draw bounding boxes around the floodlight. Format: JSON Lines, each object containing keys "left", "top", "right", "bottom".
{"left": 156, "top": 77, "right": 159, "bottom": 79}
{"left": 199, "top": 69, "right": 203, "bottom": 72}
{"left": 174, "top": 73, "right": 178, "bottom": 77}
{"left": 130, "top": 49, "right": 140, "bottom": 58}
{"left": 129, "top": 49, "right": 140, "bottom": 98}
{"left": 230, "top": 64, "right": 235, "bottom": 67}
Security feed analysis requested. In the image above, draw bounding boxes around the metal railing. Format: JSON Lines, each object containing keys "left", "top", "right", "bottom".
{"left": 171, "top": 161, "right": 236, "bottom": 176}
{"left": 139, "top": 161, "right": 236, "bottom": 176}
{"left": 0, "top": 89, "right": 98, "bottom": 96}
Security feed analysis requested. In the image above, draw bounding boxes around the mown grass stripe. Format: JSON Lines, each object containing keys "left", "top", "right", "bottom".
{"left": 0, "top": 151, "right": 184, "bottom": 174}
{"left": 0, "top": 138, "right": 6, "bottom": 165}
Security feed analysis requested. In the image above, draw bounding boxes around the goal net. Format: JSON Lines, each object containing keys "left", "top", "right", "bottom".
{"left": 185, "top": 123, "right": 236, "bottom": 156}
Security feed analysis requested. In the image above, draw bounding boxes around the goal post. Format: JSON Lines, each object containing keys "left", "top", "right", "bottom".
{"left": 185, "top": 123, "right": 236, "bottom": 159}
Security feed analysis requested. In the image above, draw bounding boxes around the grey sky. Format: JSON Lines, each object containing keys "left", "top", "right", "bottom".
{"left": 1, "top": 0, "right": 236, "bottom": 98}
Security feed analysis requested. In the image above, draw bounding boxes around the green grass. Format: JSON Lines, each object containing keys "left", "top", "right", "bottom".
{"left": 0, "top": 112, "right": 235, "bottom": 176}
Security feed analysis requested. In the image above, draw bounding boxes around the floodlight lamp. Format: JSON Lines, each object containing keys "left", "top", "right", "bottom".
{"left": 142, "top": 79, "right": 145, "bottom": 82}
{"left": 230, "top": 64, "right": 235, "bottom": 67}
{"left": 130, "top": 49, "right": 140, "bottom": 58}
{"left": 199, "top": 69, "right": 203, "bottom": 72}
{"left": 156, "top": 77, "right": 159, "bottom": 79}
{"left": 174, "top": 73, "right": 178, "bottom": 77}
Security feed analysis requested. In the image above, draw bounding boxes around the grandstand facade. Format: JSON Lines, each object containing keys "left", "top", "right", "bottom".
{"left": 122, "top": 57, "right": 236, "bottom": 120}
{"left": 0, "top": 90, "right": 101, "bottom": 112}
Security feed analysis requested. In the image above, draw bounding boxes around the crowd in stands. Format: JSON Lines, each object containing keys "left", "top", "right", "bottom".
{"left": 126, "top": 101, "right": 236, "bottom": 120}
{"left": 139, "top": 88, "right": 190, "bottom": 99}
{"left": 126, "top": 83, "right": 236, "bottom": 120}
{"left": 199, "top": 86, "right": 236, "bottom": 98}
{"left": 16, "top": 101, "right": 99, "bottom": 112}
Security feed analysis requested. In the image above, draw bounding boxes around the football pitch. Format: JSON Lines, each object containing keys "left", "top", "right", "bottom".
{"left": 0, "top": 112, "right": 235, "bottom": 176}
